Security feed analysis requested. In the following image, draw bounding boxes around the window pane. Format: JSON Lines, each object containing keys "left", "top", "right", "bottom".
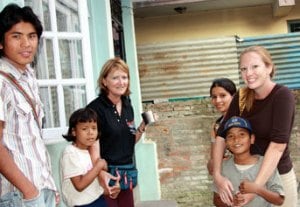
{"left": 36, "top": 39, "right": 56, "bottom": 79}
{"left": 59, "top": 39, "right": 84, "bottom": 79}
{"left": 40, "top": 86, "right": 60, "bottom": 128}
{"left": 291, "top": 23, "right": 300, "bottom": 32}
{"left": 24, "top": 0, "right": 94, "bottom": 136}
{"left": 64, "top": 85, "right": 87, "bottom": 123}
{"left": 56, "top": 0, "right": 80, "bottom": 32}
{"left": 288, "top": 20, "right": 300, "bottom": 33}
{"left": 42, "top": 1, "right": 51, "bottom": 31}
{"left": 24, "top": 0, "right": 51, "bottom": 31}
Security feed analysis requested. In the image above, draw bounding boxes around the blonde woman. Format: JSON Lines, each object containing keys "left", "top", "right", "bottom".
{"left": 213, "top": 46, "right": 297, "bottom": 207}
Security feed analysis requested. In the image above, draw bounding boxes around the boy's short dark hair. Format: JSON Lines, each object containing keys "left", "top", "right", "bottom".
{"left": 0, "top": 3, "right": 43, "bottom": 57}
{"left": 221, "top": 116, "right": 252, "bottom": 138}
{"left": 63, "top": 107, "right": 100, "bottom": 142}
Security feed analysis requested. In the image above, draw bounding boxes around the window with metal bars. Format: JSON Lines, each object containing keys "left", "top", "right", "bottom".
{"left": 288, "top": 20, "right": 300, "bottom": 32}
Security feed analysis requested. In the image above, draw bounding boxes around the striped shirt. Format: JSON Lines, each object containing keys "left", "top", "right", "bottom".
{"left": 0, "top": 58, "right": 56, "bottom": 196}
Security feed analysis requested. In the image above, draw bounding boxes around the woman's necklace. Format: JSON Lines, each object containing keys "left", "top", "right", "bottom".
{"left": 116, "top": 100, "right": 122, "bottom": 116}
{"left": 108, "top": 95, "right": 122, "bottom": 116}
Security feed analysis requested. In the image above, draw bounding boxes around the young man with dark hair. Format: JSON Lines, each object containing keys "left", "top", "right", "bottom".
{"left": 0, "top": 3, "right": 57, "bottom": 206}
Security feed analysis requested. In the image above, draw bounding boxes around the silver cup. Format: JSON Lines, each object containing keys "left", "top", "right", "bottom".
{"left": 141, "top": 110, "right": 155, "bottom": 125}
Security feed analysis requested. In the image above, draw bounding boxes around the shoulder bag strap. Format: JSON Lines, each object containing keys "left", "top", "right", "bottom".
{"left": 0, "top": 70, "right": 41, "bottom": 129}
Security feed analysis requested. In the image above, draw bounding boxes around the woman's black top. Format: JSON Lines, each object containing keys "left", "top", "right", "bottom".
{"left": 87, "top": 94, "right": 136, "bottom": 165}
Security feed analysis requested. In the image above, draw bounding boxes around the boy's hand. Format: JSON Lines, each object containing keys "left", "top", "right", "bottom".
{"left": 239, "top": 180, "right": 258, "bottom": 194}
{"left": 22, "top": 184, "right": 39, "bottom": 200}
{"left": 233, "top": 191, "right": 244, "bottom": 206}
{"left": 213, "top": 192, "right": 228, "bottom": 207}
{"left": 237, "top": 180, "right": 256, "bottom": 206}
{"left": 233, "top": 193, "right": 255, "bottom": 206}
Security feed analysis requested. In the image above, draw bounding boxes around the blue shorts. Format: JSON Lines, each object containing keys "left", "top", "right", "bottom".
{"left": 75, "top": 194, "right": 107, "bottom": 207}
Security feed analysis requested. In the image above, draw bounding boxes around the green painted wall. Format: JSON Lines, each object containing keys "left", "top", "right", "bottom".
{"left": 87, "top": 0, "right": 114, "bottom": 90}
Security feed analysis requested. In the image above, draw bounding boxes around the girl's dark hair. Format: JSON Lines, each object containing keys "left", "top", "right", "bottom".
{"left": 0, "top": 4, "right": 43, "bottom": 57}
{"left": 209, "top": 78, "right": 237, "bottom": 97}
{"left": 62, "top": 107, "right": 100, "bottom": 142}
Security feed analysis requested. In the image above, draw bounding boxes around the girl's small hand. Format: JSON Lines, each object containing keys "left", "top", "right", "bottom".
{"left": 99, "top": 171, "right": 119, "bottom": 195}
{"left": 109, "top": 180, "right": 121, "bottom": 199}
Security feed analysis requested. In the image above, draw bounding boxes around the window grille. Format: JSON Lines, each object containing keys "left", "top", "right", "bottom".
{"left": 25, "top": 0, "right": 94, "bottom": 142}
